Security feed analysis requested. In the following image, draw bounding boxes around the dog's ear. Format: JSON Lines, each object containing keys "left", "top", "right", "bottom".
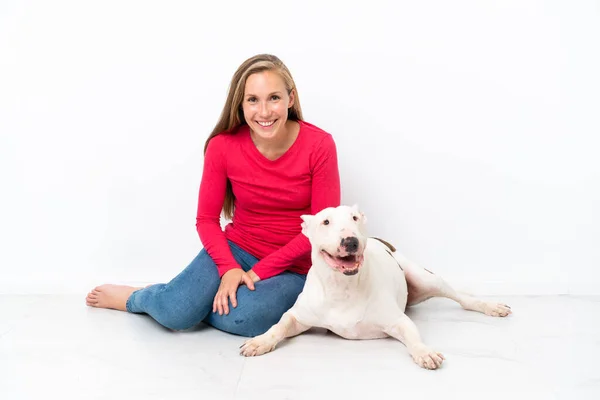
{"left": 300, "top": 215, "right": 314, "bottom": 237}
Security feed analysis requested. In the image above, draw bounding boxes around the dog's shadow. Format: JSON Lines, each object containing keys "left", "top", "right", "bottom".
{"left": 270, "top": 327, "right": 333, "bottom": 351}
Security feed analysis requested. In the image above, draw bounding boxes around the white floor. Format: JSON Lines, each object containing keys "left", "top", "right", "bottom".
{"left": 1, "top": 294, "right": 598, "bottom": 400}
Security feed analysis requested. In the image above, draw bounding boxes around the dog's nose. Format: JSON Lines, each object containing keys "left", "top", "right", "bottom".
{"left": 341, "top": 236, "right": 359, "bottom": 253}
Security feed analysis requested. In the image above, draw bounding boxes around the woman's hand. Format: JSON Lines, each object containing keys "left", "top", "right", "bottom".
{"left": 213, "top": 268, "right": 256, "bottom": 315}
{"left": 246, "top": 269, "right": 261, "bottom": 284}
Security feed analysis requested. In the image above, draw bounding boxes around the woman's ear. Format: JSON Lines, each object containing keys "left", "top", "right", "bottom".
{"left": 288, "top": 89, "right": 295, "bottom": 109}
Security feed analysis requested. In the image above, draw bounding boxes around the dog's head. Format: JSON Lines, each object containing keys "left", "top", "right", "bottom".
{"left": 301, "top": 204, "right": 368, "bottom": 276}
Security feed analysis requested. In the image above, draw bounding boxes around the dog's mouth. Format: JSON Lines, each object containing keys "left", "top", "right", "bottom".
{"left": 320, "top": 250, "right": 364, "bottom": 275}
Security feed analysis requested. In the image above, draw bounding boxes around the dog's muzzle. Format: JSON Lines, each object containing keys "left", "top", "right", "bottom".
{"left": 320, "top": 247, "right": 364, "bottom": 276}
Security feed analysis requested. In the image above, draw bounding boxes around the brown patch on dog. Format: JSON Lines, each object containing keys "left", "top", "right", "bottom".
{"left": 371, "top": 237, "right": 396, "bottom": 252}
{"left": 371, "top": 237, "right": 403, "bottom": 271}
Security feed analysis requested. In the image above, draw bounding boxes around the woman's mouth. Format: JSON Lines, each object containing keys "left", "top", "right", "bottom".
{"left": 257, "top": 120, "right": 276, "bottom": 128}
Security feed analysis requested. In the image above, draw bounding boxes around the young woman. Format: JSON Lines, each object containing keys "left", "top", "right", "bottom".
{"left": 86, "top": 54, "right": 341, "bottom": 337}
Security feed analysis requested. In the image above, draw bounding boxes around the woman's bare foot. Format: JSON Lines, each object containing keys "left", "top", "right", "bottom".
{"left": 85, "top": 284, "right": 143, "bottom": 311}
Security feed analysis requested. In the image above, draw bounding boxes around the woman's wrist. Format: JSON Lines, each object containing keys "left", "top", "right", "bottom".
{"left": 247, "top": 269, "right": 261, "bottom": 283}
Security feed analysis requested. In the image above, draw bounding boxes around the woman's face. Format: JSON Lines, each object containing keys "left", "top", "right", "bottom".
{"left": 241, "top": 70, "right": 295, "bottom": 141}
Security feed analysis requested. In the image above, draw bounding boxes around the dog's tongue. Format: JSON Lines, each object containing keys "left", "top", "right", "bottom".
{"left": 336, "top": 257, "right": 358, "bottom": 269}
{"left": 322, "top": 252, "right": 352, "bottom": 269}
{"left": 321, "top": 251, "right": 362, "bottom": 271}
{"left": 322, "top": 254, "right": 341, "bottom": 269}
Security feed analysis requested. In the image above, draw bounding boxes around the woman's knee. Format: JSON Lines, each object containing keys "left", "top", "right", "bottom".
{"left": 136, "top": 250, "right": 221, "bottom": 331}
{"left": 155, "top": 288, "right": 218, "bottom": 331}
{"left": 207, "top": 286, "right": 303, "bottom": 336}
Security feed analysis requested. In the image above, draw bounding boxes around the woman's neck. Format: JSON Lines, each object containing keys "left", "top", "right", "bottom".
{"left": 250, "top": 120, "right": 300, "bottom": 159}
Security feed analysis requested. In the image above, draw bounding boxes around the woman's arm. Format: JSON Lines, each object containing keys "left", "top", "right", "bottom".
{"left": 250, "top": 134, "right": 341, "bottom": 280}
{"left": 196, "top": 136, "right": 242, "bottom": 277}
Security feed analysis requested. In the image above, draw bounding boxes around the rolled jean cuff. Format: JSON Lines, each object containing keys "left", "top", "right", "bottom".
{"left": 125, "top": 288, "right": 143, "bottom": 313}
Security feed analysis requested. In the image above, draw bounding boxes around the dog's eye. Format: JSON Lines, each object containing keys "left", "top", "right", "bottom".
{"left": 353, "top": 216, "right": 359, "bottom": 221}
{"left": 323, "top": 219, "right": 329, "bottom": 225}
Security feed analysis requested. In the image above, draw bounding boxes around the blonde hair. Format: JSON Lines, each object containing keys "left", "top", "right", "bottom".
{"left": 204, "top": 54, "right": 303, "bottom": 220}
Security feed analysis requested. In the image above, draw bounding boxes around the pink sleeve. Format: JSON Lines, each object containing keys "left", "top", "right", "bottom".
{"left": 196, "top": 136, "right": 242, "bottom": 277}
{"left": 251, "top": 134, "right": 341, "bottom": 280}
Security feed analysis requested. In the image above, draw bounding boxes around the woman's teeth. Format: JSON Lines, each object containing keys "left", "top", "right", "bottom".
{"left": 258, "top": 121, "right": 275, "bottom": 127}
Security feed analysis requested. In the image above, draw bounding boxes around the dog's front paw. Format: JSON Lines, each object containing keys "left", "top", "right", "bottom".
{"left": 239, "top": 335, "right": 277, "bottom": 357}
{"left": 482, "top": 302, "right": 512, "bottom": 317}
{"left": 410, "top": 345, "right": 445, "bottom": 370}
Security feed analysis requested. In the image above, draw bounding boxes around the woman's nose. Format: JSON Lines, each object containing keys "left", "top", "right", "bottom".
{"left": 259, "top": 102, "right": 270, "bottom": 117}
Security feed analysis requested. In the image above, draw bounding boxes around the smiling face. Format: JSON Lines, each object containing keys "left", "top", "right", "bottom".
{"left": 241, "top": 70, "right": 295, "bottom": 142}
{"left": 301, "top": 205, "right": 368, "bottom": 276}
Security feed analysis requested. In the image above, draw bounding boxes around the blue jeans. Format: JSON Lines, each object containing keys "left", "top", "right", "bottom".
{"left": 125, "top": 241, "right": 306, "bottom": 337}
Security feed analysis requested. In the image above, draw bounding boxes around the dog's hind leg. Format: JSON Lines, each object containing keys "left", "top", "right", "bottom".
{"left": 240, "top": 311, "right": 311, "bottom": 357}
{"left": 394, "top": 253, "right": 512, "bottom": 317}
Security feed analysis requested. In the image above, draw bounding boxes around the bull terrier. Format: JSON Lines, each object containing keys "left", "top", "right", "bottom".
{"left": 239, "top": 205, "right": 511, "bottom": 369}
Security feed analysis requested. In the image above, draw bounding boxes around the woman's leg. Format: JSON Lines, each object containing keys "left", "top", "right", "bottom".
{"left": 86, "top": 242, "right": 257, "bottom": 331}
{"left": 204, "top": 271, "right": 307, "bottom": 337}
{"left": 123, "top": 249, "right": 221, "bottom": 330}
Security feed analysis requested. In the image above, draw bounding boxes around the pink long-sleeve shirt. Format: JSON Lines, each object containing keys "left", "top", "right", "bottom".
{"left": 195, "top": 120, "right": 341, "bottom": 280}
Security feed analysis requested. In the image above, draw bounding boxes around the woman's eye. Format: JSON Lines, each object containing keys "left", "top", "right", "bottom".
{"left": 323, "top": 219, "right": 329, "bottom": 225}
{"left": 247, "top": 97, "right": 257, "bottom": 103}
{"left": 270, "top": 95, "right": 280, "bottom": 101}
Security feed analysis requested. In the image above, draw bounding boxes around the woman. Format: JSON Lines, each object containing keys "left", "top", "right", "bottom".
{"left": 86, "top": 54, "right": 341, "bottom": 337}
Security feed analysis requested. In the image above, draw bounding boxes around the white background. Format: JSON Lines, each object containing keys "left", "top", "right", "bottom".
{"left": 1, "top": 0, "right": 598, "bottom": 295}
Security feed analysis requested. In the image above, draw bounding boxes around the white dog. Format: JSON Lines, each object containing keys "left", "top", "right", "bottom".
{"left": 240, "top": 205, "right": 511, "bottom": 369}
